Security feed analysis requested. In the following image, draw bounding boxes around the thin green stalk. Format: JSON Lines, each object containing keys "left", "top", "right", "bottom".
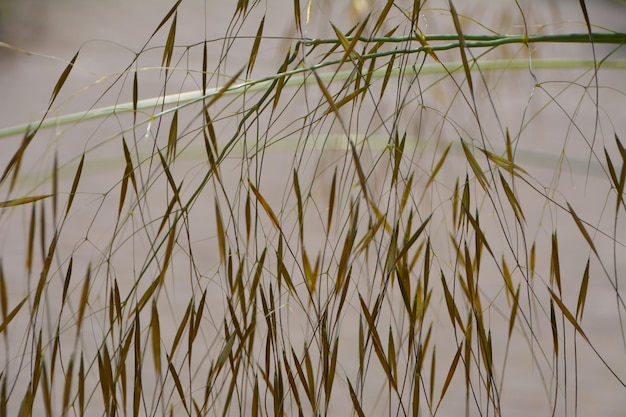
{"left": 305, "top": 32, "right": 626, "bottom": 46}
{"left": 1, "top": 57, "right": 624, "bottom": 140}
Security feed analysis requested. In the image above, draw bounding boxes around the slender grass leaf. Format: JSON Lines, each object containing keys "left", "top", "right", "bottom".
{"left": 252, "top": 375, "right": 259, "bottom": 417}
{"left": 412, "top": 357, "right": 420, "bottom": 417}
{"left": 331, "top": 16, "right": 367, "bottom": 68}
{"left": 482, "top": 148, "right": 527, "bottom": 176}
{"left": 359, "top": 295, "right": 397, "bottom": 389}
{"left": 272, "top": 52, "right": 291, "bottom": 110}
{"left": 437, "top": 342, "right": 462, "bottom": 408}
{"left": 282, "top": 355, "right": 304, "bottom": 416}
{"left": 216, "top": 333, "right": 237, "bottom": 371}
{"left": 166, "top": 109, "right": 178, "bottom": 162}
{"left": 293, "top": 0, "right": 302, "bottom": 33}
{"left": 215, "top": 198, "right": 226, "bottom": 264}
{"left": 78, "top": 353, "right": 85, "bottom": 417}
{"left": 388, "top": 329, "right": 397, "bottom": 384}
{"left": 170, "top": 300, "right": 192, "bottom": 356}
{"left": 122, "top": 138, "right": 138, "bottom": 193}
{"left": 132, "top": 70, "right": 138, "bottom": 126}
{"left": 33, "top": 232, "right": 58, "bottom": 314}
{"left": 380, "top": 53, "right": 395, "bottom": 99}
{"left": 549, "top": 288, "right": 589, "bottom": 342}
{"left": 131, "top": 277, "right": 161, "bottom": 319}
{"left": 396, "top": 214, "right": 431, "bottom": 261}
{"left": 499, "top": 172, "right": 525, "bottom": 224}
{"left": 50, "top": 52, "right": 78, "bottom": 105}
{"left": 416, "top": 30, "right": 442, "bottom": 63}
{"left": 550, "top": 233, "right": 562, "bottom": 295}
{"left": 314, "top": 70, "right": 342, "bottom": 120}
{"left": 440, "top": 272, "right": 465, "bottom": 332}
{"left": 158, "top": 218, "right": 177, "bottom": 287}
{"left": 167, "top": 355, "right": 190, "bottom": 414}
{"left": 605, "top": 148, "right": 619, "bottom": 189}
{"left": 328, "top": 85, "right": 368, "bottom": 115}
{"left": 506, "top": 128, "right": 514, "bottom": 162}
{"left": 291, "top": 348, "right": 314, "bottom": 407}
{"left": 576, "top": 259, "right": 590, "bottom": 321}
{"left": 372, "top": 0, "right": 394, "bottom": 35}
{"left": 616, "top": 141, "right": 626, "bottom": 210}
{"left": 449, "top": 1, "right": 473, "bottom": 94}
{"left": 348, "top": 381, "right": 366, "bottom": 417}
{"left": 464, "top": 208, "right": 492, "bottom": 255}
{"left": 162, "top": 12, "right": 177, "bottom": 74}
{"left": 429, "top": 347, "right": 436, "bottom": 403}
{"left": 133, "top": 313, "right": 141, "bottom": 417}
{"left": 293, "top": 169, "right": 304, "bottom": 242}
{"left": 501, "top": 257, "right": 514, "bottom": 302}
{"left": 119, "top": 138, "right": 138, "bottom": 216}
{"left": 567, "top": 202, "right": 597, "bottom": 255}
{"left": 400, "top": 172, "right": 414, "bottom": 214}
{"left": 151, "top": 0, "right": 182, "bottom": 36}
{"left": 550, "top": 299, "right": 558, "bottom": 356}
{"left": 461, "top": 139, "right": 488, "bottom": 190}
{"left": 151, "top": 301, "right": 162, "bottom": 375}
{"left": 426, "top": 143, "right": 451, "bottom": 189}
{"left": 26, "top": 204, "right": 35, "bottom": 273}
{"left": 65, "top": 153, "right": 84, "bottom": 218}
{"left": 156, "top": 194, "right": 178, "bottom": 238}
{"left": 391, "top": 131, "right": 405, "bottom": 187}
{"left": 249, "top": 181, "right": 281, "bottom": 230}
{"left": 508, "top": 284, "right": 520, "bottom": 338}
{"left": 157, "top": 148, "right": 182, "bottom": 208}
{"left": 0, "top": 297, "right": 27, "bottom": 333}
{"left": 61, "top": 355, "right": 74, "bottom": 416}
{"left": 76, "top": 265, "right": 90, "bottom": 336}
{"left": 19, "top": 385, "right": 34, "bottom": 417}
{"left": 247, "top": 16, "right": 265, "bottom": 78}
{"left": 326, "top": 168, "right": 337, "bottom": 234}
{"left": 578, "top": 0, "right": 593, "bottom": 36}
{"left": 0, "top": 195, "right": 51, "bottom": 208}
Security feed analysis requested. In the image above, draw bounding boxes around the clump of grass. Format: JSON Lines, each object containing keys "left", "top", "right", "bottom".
{"left": 1, "top": 1, "right": 626, "bottom": 416}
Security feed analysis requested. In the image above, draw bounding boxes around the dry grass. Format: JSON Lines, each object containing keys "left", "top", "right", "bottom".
{"left": 1, "top": 0, "right": 626, "bottom": 416}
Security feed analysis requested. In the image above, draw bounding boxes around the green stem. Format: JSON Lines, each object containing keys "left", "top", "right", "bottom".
{"left": 305, "top": 32, "right": 626, "bottom": 46}
{"left": 0, "top": 56, "right": 624, "bottom": 140}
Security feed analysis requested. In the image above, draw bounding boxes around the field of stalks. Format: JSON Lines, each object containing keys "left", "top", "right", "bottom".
{"left": 1, "top": 0, "right": 626, "bottom": 416}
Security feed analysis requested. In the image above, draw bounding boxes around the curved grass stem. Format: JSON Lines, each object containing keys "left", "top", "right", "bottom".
{"left": 1, "top": 56, "right": 624, "bottom": 140}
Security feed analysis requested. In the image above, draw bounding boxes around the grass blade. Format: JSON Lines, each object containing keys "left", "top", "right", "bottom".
{"left": 348, "top": 380, "right": 366, "bottom": 417}
{"left": 448, "top": 1, "right": 473, "bottom": 95}
{"left": 567, "top": 202, "right": 597, "bottom": 256}
{"left": 66, "top": 153, "right": 85, "bottom": 218}
{"left": 161, "top": 11, "right": 177, "bottom": 74}
{"left": 0, "top": 195, "right": 51, "bottom": 208}
{"left": 461, "top": 139, "right": 488, "bottom": 190}
{"left": 75, "top": 265, "right": 91, "bottom": 336}
{"left": 50, "top": 52, "right": 78, "bottom": 105}
{"left": 249, "top": 181, "right": 281, "bottom": 230}
{"left": 499, "top": 172, "right": 525, "bottom": 224}
{"left": 549, "top": 287, "right": 589, "bottom": 342}
{"left": 166, "top": 109, "right": 178, "bottom": 162}
{"left": 0, "top": 297, "right": 27, "bottom": 333}
{"left": 247, "top": 16, "right": 265, "bottom": 78}
{"left": 151, "top": 300, "right": 162, "bottom": 376}
{"left": 437, "top": 342, "right": 462, "bottom": 410}
{"left": 576, "top": 259, "right": 590, "bottom": 321}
